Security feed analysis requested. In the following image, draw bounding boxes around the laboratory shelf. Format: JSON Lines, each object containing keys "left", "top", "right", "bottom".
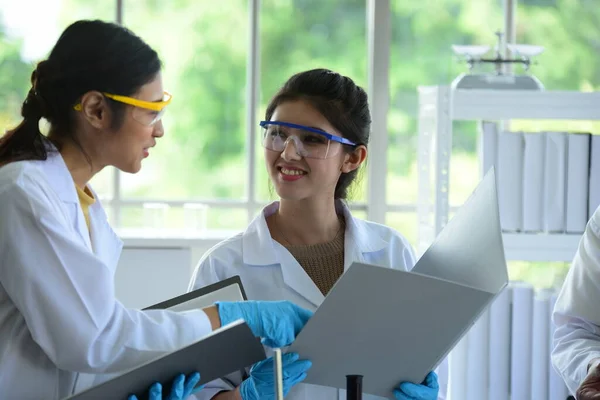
{"left": 417, "top": 85, "right": 600, "bottom": 262}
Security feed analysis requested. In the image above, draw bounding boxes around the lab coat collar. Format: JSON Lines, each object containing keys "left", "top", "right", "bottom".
{"left": 241, "top": 202, "right": 281, "bottom": 266}
{"left": 88, "top": 194, "right": 123, "bottom": 269}
{"left": 340, "top": 202, "right": 388, "bottom": 271}
{"left": 241, "top": 200, "right": 390, "bottom": 307}
{"left": 36, "top": 143, "right": 80, "bottom": 205}
{"left": 34, "top": 142, "right": 123, "bottom": 264}
{"left": 341, "top": 202, "right": 389, "bottom": 253}
{"left": 35, "top": 144, "right": 94, "bottom": 250}
{"left": 242, "top": 200, "right": 389, "bottom": 267}
{"left": 241, "top": 201, "right": 327, "bottom": 307}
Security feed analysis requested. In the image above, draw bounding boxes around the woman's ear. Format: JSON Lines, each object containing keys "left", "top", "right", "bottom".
{"left": 341, "top": 145, "right": 367, "bottom": 173}
{"left": 79, "top": 91, "right": 111, "bottom": 129}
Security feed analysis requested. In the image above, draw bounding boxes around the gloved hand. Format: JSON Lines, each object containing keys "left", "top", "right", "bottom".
{"left": 128, "top": 372, "right": 203, "bottom": 400}
{"left": 216, "top": 300, "right": 313, "bottom": 347}
{"left": 577, "top": 359, "right": 600, "bottom": 400}
{"left": 393, "top": 371, "right": 439, "bottom": 400}
{"left": 239, "top": 352, "right": 311, "bottom": 400}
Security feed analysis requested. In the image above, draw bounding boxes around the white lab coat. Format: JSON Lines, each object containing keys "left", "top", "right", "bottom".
{"left": 189, "top": 201, "right": 448, "bottom": 400}
{"left": 0, "top": 145, "right": 212, "bottom": 400}
{"left": 552, "top": 206, "right": 600, "bottom": 396}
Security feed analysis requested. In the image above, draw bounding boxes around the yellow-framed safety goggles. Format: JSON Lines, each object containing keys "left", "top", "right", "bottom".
{"left": 73, "top": 91, "right": 172, "bottom": 126}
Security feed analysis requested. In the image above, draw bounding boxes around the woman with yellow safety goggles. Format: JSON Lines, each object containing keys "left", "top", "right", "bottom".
{"left": 0, "top": 19, "right": 312, "bottom": 400}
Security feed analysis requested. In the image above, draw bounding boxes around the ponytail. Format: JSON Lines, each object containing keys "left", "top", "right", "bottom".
{"left": 0, "top": 68, "right": 49, "bottom": 164}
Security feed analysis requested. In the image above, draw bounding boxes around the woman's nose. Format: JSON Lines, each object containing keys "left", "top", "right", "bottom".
{"left": 152, "top": 120, "right": 165, "bottom": 137}
{"left": 280, "top": 137, "right": 302, "bottom": 161}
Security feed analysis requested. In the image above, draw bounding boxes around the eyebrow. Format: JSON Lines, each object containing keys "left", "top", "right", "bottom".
{"left": 274, "top": 125, "right": 329, "bottom": 135}
{"left": 265, "top": 121, "right": 333, "bottom": 136}
{"left": 290, "top": 125, "right": 330, "bottom": 134}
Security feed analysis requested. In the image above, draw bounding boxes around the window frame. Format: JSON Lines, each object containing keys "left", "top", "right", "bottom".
{"left": 105, "top": 0, "right": 416, "bottom": 232}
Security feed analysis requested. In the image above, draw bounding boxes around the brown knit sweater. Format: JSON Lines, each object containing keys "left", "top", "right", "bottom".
{"left": 284, "top": 221, "right": 345, "bottom": 296}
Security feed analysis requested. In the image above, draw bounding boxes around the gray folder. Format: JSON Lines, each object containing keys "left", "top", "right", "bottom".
{"left": 65, "top": 320, "right": 265, "bottom": 400}
{"left": 66, "top": 276, "right": 264, "bottom": 400}
{"left": 288, "top": 168, "right": 508, "bottom": 398}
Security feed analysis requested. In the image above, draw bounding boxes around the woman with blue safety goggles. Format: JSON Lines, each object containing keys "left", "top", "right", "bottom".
{"left": 189, "top": 68, "right": 447, "bottom": 400}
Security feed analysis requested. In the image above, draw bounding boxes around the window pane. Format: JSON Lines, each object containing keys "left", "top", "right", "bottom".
{"left": 104, "top": 203, "right": 114, "bottom": 226}
{"left": 348, "top": 208, "right": 367, "bottom": 221}
{"left": 388, "top": 2, "right": 600, "bottom": 205}
{"left": 90, "top": 167, "right": 115, "bottom": 201}
{"left": 254, "top": 132, "right": 275, "bottom": 202}
{"left": 0, "top": 2, "right": 115, "bottom": 198}
{"left": 518, "top": 2, "right": 600, "bottom": 90}
{"left": 205, "top": 207, "right": 247, "bottom": 231}
{"left": 256, "top": 0, "right": 368, "bottom": 203}
{"left": 385, "top": 212, "right": 418, "bottom": 249}
{"left": 119, "top": 204, "right": 247, "bottom": 234}
{"left": 508, "top": 260, "right": 570, "bottom": 290}
{"left": 120, "top": 1, "right": 248, "bottom": 200}
{"left": 388, "top": 2, "right": 503, "bottom": 206}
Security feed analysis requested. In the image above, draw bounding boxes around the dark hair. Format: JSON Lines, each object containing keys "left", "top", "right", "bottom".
{"left": 0, "top": 19, "right": 161, "bottom": 164}
{"left": 265, "top": 68, "right": 371, "bottom": 200}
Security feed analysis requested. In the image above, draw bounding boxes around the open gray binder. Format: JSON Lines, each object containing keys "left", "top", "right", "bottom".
{"left": 288, "top": 168, "right": 509, "bottom": 398}
{"left": 66, "top": 276, "right": 265, "bottom": 400}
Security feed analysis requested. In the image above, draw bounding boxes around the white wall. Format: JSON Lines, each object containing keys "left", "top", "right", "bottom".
{"left": 114, "top": 238, "right": 222, "bottom": 309}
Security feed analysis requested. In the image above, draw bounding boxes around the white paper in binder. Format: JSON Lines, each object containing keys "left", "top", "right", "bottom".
{"left": 566, "top": 133, "right": 591, "bottom": 233}
{"left": 588, "top": 135, "right": 600, "bottom": 220}
{"left": 497, "top": 131, "right": 524, "bottom": 232}
{"left": 466, "top": 310, "right": 490, "bottom": 400}
{"left": 448, "top": 335, "right": 468, "bottom": 400}
{"left": 522, "top": 132, "right": 546, "bottom": 232}
{"left": 549, "top": 293, "right": 571, "bottom": 400}
{"left": 544, "top": 132, "right": 568, "bottom": 232}
{"left": 480, "top": 121, "right": 498, "bottom": 176}
{"left": 488, "top": 287, "right": 511, "bottom": 400}
{"left": 510, "top": 281, "right": 534, "bottom": 400}
{"left": 531, "top": 289, "right": 553, "bottom": 400}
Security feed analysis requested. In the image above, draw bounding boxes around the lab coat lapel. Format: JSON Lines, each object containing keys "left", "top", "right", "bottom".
{"left": 73, "top": 203, "right": 93, "bottom": 252}
{"left": 343, "top": 232, "right": 365, "bottom": 272}
{"left": 242, "top": 202, "right": 324, "bottom": 307}
{"left": 339, "top": 202, "right": 388, "bottom": 272}
{"left": 35, "top": 149, "right": 93, "bottom": 251}
{"left": 88, "top": 197, "right": 123, "bottom": 273}
{"left": 34, "top": 148, "right": 123, "bottom": 268}
{"left": 276, "top": 243, "right": 325, "bottom": 308}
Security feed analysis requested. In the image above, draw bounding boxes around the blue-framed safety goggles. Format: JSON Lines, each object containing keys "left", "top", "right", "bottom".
{"left": 259, "top": 120, "right": 356, "bottom": 159}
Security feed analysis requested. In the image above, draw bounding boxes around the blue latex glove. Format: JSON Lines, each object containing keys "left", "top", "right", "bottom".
{"left": 240, "top": 352, "right": 311, "bottom": 400}
{"left": 216, "top": 300, "right": 313, "bottom": 347}
{"left": 128, "top": 372, "right": 203, "bottom": 400}
{"left": 393, "top": 371, "right": 439, "bottom": 400}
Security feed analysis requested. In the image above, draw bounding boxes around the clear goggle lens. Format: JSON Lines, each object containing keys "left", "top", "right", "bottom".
{"left": 261, "top": 122, "right": 352, "bottom": 159}
{"left": 131, "top": 107, "right": 167, "bottom": 127}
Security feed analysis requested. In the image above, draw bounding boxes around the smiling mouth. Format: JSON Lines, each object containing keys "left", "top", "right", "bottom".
{"left": 279, "top": 167, "right": 307, "bottom": 176}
